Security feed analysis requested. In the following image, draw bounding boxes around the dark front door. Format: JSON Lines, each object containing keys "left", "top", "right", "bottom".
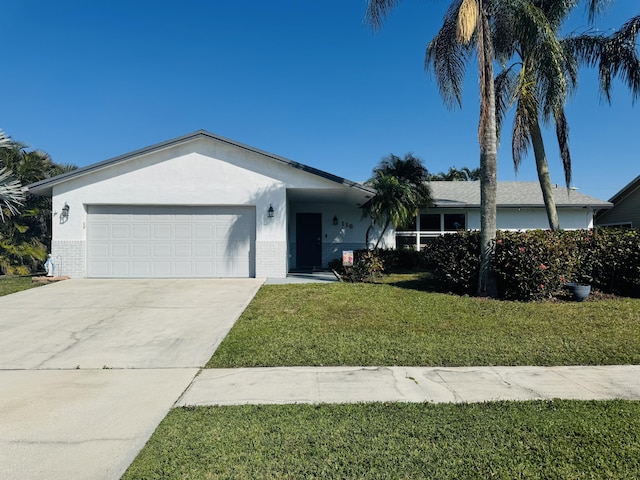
{"left": 296, "top": 213, "right": 322, "bottom": 270}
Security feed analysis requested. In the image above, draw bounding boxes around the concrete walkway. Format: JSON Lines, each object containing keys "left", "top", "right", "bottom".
{"left": 178, "top": 365, "right": 640, "bottom": 406}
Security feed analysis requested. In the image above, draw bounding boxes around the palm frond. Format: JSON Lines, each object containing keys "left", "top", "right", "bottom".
{"left": 0, "top": 167, "right": 24, "bottom": 221}
{"left": 364, "top": 0, "right": 402, "bottom": 31}
{"left": 554, "top": 107, "right": 572, "bottom": 188}
{"left": 425, "top": 0, "right": 472, "bottom": 109}
{"left": 585, "top": 0, "right": 611, "bottom": 24}
{"left": 494, "top": 65, "right": 519, "bottom": 141}
{"left": 0, "top": 129, "right": 11, "bottom": 149}
{"left": 457, "top": 0, "right": 479, "bottom": 44}
{"left": 511, "top": 65, "right": 540, "bottom": 171}
{"left": 599, "top": 15, "right": 640, "bottom": 104}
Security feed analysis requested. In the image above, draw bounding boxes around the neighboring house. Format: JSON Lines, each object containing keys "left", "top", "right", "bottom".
{"left": 596, "top": 175, "right": 640, "bottom": 228}
{"left": 27, "top": 130, "right": 381, "bottom": 278}
{"left": 396, "top": 181, "right": 612, "bottom": 250}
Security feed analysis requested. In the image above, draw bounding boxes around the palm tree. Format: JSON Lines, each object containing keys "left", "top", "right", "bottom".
{"left": 367, "top": 0, "right": 499, "bottom": 296}
{"left": 494, "top": 2, "right": 640, "bottom": 231}
{"left": 0, "top": 131, "right": 78, "bottom": 274}
{"left": 363, "top": 153, "right": 433, "bottom": 249}
{"left": 365, "top": 0, "right": 613, "bottom": 295}
{"left": 0, "top": 130, "right": 24, "bottom": 221}
{"left": 428, "top": 166, "right": 481, "bottom": 180}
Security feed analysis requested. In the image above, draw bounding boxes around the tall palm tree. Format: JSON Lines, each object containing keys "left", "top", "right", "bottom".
{"left": 367, "top": 0, "right": 499, "bottom": 295}
{"left": 365, "top": 0, "right": 613, "bottom": 294}
{"left": 494, "top": 2, "right": 639, "bottom": 231}
{"left": 363, "top": 153, "right": 433, "bottom": 249}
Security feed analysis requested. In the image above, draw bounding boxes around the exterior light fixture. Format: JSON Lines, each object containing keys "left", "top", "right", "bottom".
{"left": 332, "top": 215, "right": 338, "bottom": 225}
{"left": 60, "top": 202, "right": 70, "bottom": 223}
{"left": 267, "top": 204, "right": 274, "bottom": 218}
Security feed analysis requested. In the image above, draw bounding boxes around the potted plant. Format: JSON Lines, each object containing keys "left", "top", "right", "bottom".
{"left": 565, "top": 281, "right": 591, "bottom": 302}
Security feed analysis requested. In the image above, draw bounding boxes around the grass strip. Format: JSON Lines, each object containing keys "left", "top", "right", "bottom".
{"left": 207, "top": 281, "right": 640, "bottom": 367}
{"left": 123, "top": 400, "right": 640, "bottom": 479}
{"left": 0, "top": 276, "right": 42, "bottom": 297}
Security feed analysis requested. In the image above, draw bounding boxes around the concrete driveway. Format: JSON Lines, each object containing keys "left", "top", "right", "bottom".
{"left": 0, "top": 278, "right": 263, "bottom": 480}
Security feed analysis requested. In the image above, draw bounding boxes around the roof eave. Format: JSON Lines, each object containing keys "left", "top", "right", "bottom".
{"left": 27, "top": 130, "right": 376, "bottom": 197}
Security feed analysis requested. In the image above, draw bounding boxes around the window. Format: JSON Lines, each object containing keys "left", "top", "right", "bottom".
{"left": 444, "top": 213, "right": 465, "bottom": 231}
{"left": 420, "top": 214, "right": 440, "bottom": 231}
{"left": 395, "top": 212, "right": 467, "bottom": 250}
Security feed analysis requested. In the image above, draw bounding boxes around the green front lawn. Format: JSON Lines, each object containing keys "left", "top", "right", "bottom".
{"left": 208, "top": 278, "right": 640, "bottom": 367}
{"left": 123, "top": 400, "right": 640, "bottom": 479}
{"left": 0, "top": 276, "right": 42, "bottom": 297}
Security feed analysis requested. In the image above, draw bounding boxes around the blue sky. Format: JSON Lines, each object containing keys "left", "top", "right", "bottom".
{"left": 2, "top": 1, "right": 638, "bottom": 200}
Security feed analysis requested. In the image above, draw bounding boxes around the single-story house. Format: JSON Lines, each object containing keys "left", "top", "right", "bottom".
{"left": 396, "top": 181, "right": 613, "bottom": 249}
{"left": 28, "top": 130, "right": 614, "bottom": 278}
{"left": 595, "top": 174, "right": 640, "bottom": 228}
{"left": 27, "top": 130, "right": 382, "bottom": 278}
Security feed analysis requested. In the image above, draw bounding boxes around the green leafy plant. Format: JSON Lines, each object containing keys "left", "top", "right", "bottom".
{"left": 341, "top": 250, "right": 384, "bottom": 282}
{"left": 423, "top": 232, "right": 480, "bottom": 295}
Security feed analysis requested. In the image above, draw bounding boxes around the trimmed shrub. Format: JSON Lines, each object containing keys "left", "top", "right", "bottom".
{"left": 493, "top": 231, "right": 578, "bottom": 300}
{"left": 341, "top": 249, "right": 384, "bottom": 282}
{"left": 422, "top": 232, "right": 480, "bottom": 295}
{"left": 590, "top": 228, "right": 640, "bottom": 297}
{"left": 493, "top": 229, "right": 640, "bottom": 300}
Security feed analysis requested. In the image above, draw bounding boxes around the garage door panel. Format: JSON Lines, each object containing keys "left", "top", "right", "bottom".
{"left": 111, "top": 262, "right": 130, "bottom": 277}
{"left": 133, "top": 225, "right": 151, "bottom": 238}
{"left": 112, "top": 244, "right": 130, "bottom": 257}
{"left": 132, "top": 244, "right": 150, "bottom": 257}
{"left": 154, "top": 225, "right": 171, "bottom": 239}
{"left": 154, "top": 244, "right": 171, "bottom": 256}
{"left": 175, "top": 225, "right": 193, "bottom": 238}
{"left": 132, "top": 262, "right": 150, "bottom": 276}
{"left": 87, "top": 206, "right": 255, "bottom": 278}
{"left": 152, "top": 262, "right": 171, "bottom": 277}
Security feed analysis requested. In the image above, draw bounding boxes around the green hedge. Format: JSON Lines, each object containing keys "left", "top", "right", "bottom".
{"left": 330, "top": 229, "right": 640, "bottom": 300}
{"left": 423, "top": 232, "right": 481, "bottom": 295}
{"left": 421, "top": 229, "right": 640, "bottom": 300}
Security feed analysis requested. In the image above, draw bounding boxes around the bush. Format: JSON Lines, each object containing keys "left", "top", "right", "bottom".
{"left": 422, "top": 232, "right": 480, "bottom": 295}
{"left": 493, "top": 231, "right": 578, "bottom": 301}
{"left": 493, "top": 229, "right": 640, "bottom": 300}
{"left": 590, "top": 228, "right": 640, "bottom": 297}
{"left": 375, "top": 248, "right": 428, "bottom": 272}
{"left": 341, "top": 250, "right": 384, "bottom": 282}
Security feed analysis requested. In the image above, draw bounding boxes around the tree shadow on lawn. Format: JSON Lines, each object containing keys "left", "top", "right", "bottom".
{"left": 376, "top": 271, "right": 440, "bottom": 293}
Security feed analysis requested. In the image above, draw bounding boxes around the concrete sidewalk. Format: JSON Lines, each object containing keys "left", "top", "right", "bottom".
{"left": 177, "top": 365, "right": 640, "bottom": 406}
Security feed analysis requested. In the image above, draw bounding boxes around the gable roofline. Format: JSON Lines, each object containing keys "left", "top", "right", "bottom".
{"left": 27, "top": 130, "right": 376, "bottom": 196}
{"left": 607, "top": 174, "right": 640, "bottom": 204}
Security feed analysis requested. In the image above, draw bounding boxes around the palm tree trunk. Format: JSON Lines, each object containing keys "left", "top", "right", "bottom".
{"left": 476, "top": 0, "right": 498, "bottom": 297}
{"left": 530, "top": 121, "right": 560, "bottom": 230}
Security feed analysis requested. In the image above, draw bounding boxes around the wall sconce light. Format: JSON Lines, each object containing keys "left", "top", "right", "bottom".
{"left": 267, "top": 204, "right": 274, "bottom": 218}
{"left": 60, "top": 202, "right": 70, "bottom": 224}
{"left": 332, "top": 215, "right": 338, "bottom": 225}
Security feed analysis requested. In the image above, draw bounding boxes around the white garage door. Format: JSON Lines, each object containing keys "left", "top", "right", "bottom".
{"left": 87, "top": 205, "right": 255, "bottom": 278}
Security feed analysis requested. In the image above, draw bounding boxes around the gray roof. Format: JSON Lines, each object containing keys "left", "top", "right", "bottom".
{"left": 27, "top": 130, "right": 376, "bottom": 197}
{"left": 429, "top": 181, "right": 612, "bottom": 209}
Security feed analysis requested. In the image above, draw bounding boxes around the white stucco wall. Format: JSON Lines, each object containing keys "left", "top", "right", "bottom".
{"left": 464, "top": 207, "right": 595, "bottom": 230}
{"left": 50, "top": 137, "right": 369, "bottom": 278}
{"left": 287, "top": 202, "right": 369, "bottom": 269}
